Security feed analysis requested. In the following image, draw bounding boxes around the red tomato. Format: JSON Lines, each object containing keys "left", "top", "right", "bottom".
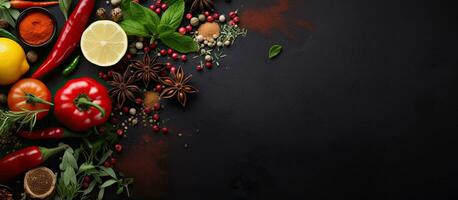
{"left": 7, "top": 78, "right": 53, "bottom": 119}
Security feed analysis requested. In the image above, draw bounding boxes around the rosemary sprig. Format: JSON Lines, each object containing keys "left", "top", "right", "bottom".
{"left": 0, "top": 109, "right": 48, "bottom": 136}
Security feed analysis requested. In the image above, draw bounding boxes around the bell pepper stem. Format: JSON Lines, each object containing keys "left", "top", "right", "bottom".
{"left": 39, "top": 144, "right": 69, "bottom": 161}
{"left": 25, "top": 93, "right": 54, "bottom": 106}
{"left": 76, "top": 97, "right": 106, "bottom": 117}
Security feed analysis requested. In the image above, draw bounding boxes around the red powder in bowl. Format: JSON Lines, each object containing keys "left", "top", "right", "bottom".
{"left": 19, "top": 12, "right": 54, "bottom": 45}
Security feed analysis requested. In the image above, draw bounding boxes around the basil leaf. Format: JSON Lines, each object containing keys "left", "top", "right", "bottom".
{"left": 0, "top": 28, "right": 18, "bottom": 42}
{"left": 100, "top": 179, "right": 118, "bottom": 188}
{"left": 161, "top": 32, "right": 199, "bottom": 53}
{"left": 145, "top": 9, "right": 160, "bottom": 34}
{"left": 163, "top": 0, "right": 178, "bottom": 4}
{"left": 97, "top": 188, "right": 105, "bottom": 200}
{"left": 157, "top": 24, "right": 175, "bottom": 38}
{"left": 119, "top": 19, "right": 150, "bottom": 37}
{"left": 160, "top": 0, "right": 184, "bottom": 30}
{"left": 269, "top": 44, "right": 283, "bottom": 59}
{"left": 59, "top": 0, "right": 72, "bottom": 20}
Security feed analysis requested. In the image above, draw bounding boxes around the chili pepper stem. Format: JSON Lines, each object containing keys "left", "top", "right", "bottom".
{"left": 25, "top": 93, "right": 54, "bottom": 106}
{"left": 76, "top": 97, "right": 106, "bottom": 117}
{"left": 39, "top": 145, "right": 69, "bottom": 161}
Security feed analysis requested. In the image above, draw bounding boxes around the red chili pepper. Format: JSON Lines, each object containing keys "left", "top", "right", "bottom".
{"left": 54, "top": 77, "right": 112, "bottom": 132}
{"left": 17, "top": 127, "right": 84, "bottom": 139}
{"left": 31, "top": 0, "right": 95, "bottom": 79}
{"left": 0, "top": 145, "right": 68, "bottom": 181}
{"left": 10, "top": 1, "right": 59, "bottom": 9}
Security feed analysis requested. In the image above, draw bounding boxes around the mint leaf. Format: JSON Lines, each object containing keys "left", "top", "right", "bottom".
{"left": 120, "top": 19, "right": 150, "bottom": 37}
{"left": 161, "top": 32, "right": 199, "bottom": 53}
{"left": 160, "top": 0, "right": 184, "bottom": 30}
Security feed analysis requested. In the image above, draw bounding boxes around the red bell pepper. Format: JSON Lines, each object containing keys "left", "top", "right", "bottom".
{"left": 0, "top": 145, "right": 68, "bottom": 181}
{"left": 54, "top": 77, "right": 112, "bottom": 132}
{"left": 31, "top": 0, "right": 95, "bottom": 79}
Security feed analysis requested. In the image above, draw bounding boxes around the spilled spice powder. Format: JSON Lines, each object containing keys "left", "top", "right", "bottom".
{"left": 241, "top": 0, "right": 313, "bottom": 37}
{"left": 241, "top": 0, "right": 289, "bottom": 34}
{"left": 19, "top": 12, "right": 54, "bottom": 45}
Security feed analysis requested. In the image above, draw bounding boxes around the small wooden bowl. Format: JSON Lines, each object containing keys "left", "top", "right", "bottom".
{"left": 24, "top": 167, "right": 56, "bottom": 200}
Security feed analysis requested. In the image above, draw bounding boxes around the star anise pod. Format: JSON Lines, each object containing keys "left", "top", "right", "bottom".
{"left": 159, "top": 67, "right": 198, "bottom": 107}
{"left": 190, "top": 0, "right": 214, "bottom": 13}
{"left": 107, "top": 66, "right": 141, "bottom": 108}
{"left": 131, "top": 53, "right": 165, "bottom": 87}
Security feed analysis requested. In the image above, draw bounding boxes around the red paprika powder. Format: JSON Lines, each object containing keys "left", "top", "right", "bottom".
{"left": 19, "top": 12, "right": 54, "bottom": 45}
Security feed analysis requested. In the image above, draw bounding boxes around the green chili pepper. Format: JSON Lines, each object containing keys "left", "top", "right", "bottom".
{"left": 62, "top": 56, "right": 80, "bottom": 76}
{"left": 0, "top": 28, "right": 19, "bottom": 42}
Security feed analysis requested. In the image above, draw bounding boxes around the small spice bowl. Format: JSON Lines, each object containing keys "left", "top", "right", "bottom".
{"left": 0, "top": 184, "right": 18, "bottom": 200}
{"left": 16, "top": 7, "right": 57, "bottom": 48}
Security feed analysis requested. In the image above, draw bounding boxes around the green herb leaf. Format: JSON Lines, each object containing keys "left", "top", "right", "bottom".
{"left": 0, "top": 8, "right": 15, "bottom": 27}
{"left": 98, "top": 150, "right": 112, "bottom": 165}
{"left": 59, "top": 0, "right": 72, "bottom": 20}
{"left": 100, "top": 179, "right": 118, "bottom": 188}
{"left": 161, "top": 32, "right": 199, "bottom": 53}
{"left": 121, "top": 0, "right": 159, "bottom": 32}
{"left": 0, "top": 28, "right": 18, "bottom": 42}
{"left": 82, "top": 180, "right": 96, "bottom": 195}
{"left": 157, "top": 24, "right": 175, "bottom": 38}
{"left": 63, "top": 166, "right": 77, "bottom": 186}
{"left": 0, "top": 1, "right": 10, "bottom": 9}
{"left": 9, "top": 9, "right": 19, "bottom": 19}
{"left": 78, "top": 163, "right": 95, "bottom": 173}
{"left": 64, "top": 150, "right": 78, "bottom": 170}
{"left": 116, "top": 186, "right": 124, "bottom": 195}
{"left": 97, "top": 188, "right": 105, "bottom": 200}
{"left": 160, "top": 0, "right": 184, "bottom": 30}
{"left": 119, "top": 19, "right": 150, "bottom": 37}
{"left": 162, "top": 0, "right": 178, "bottom": 5}
{"left": 99, "top": 166, "right": 117, "bottom": 179}
{"left": 269, "top": 44, "right": 283, "bottom": 59}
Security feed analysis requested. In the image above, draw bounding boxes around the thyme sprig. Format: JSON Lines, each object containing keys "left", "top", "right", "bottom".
{"left": 217, "top": 24, "right": 247, "bottom": 47}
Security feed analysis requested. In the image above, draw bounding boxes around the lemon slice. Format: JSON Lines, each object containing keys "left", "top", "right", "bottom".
{"left": 81, "top": 20, "right": 128, "bottom": 67}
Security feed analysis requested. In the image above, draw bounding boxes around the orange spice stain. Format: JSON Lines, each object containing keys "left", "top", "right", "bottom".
{"left": 116, "top": 134, "right": 168, "bottom": 198}
{"left": 240, "top": 0, "right": 314, "bottom": 37}
{"left": 241, "top": 0, "right": 289, "bottom": 35}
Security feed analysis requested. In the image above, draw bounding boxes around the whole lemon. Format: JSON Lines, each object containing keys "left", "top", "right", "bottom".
{"left": 0, "top": 38, "right": 29, "bottom": 85}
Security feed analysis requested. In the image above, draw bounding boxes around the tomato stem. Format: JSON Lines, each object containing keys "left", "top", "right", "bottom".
{"left": 75, "top": 96, "right": 106, "bottom": 117}
{"left": 25, "top": 93, "right": 54, "bottom": 106}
